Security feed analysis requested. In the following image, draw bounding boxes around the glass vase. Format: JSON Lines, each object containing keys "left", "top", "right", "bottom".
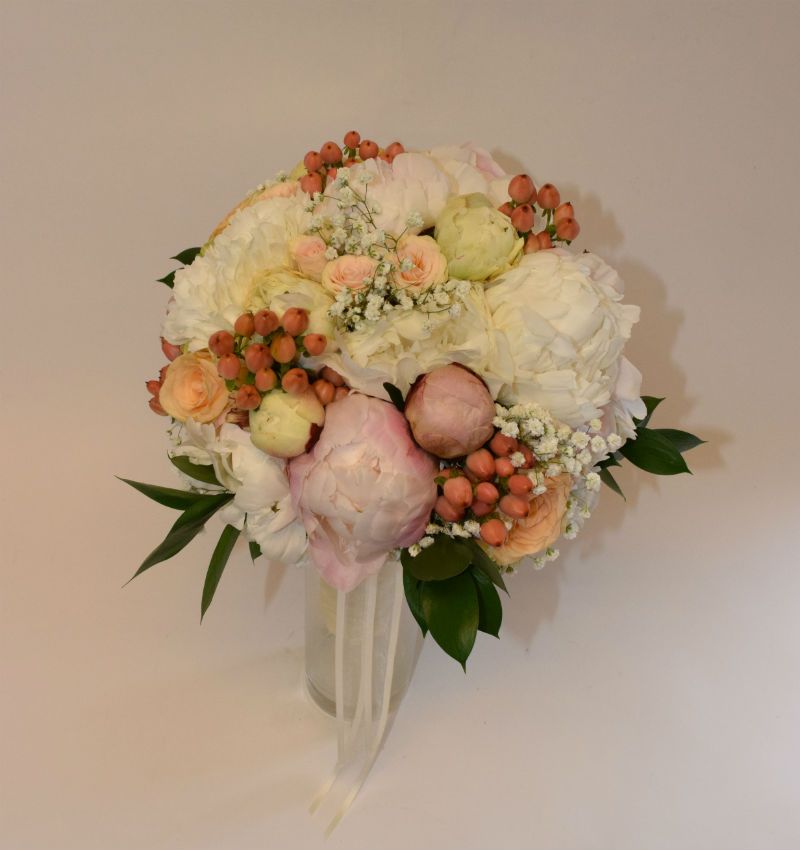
{"left": 304, "top": 557, "right": 421, "bottom": 719}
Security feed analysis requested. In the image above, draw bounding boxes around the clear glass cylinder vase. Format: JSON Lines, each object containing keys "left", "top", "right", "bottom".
{"left": 304, "top": 557, "right": 421, "bottom": 719}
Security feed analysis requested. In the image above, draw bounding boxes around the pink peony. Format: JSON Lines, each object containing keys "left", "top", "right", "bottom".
{"left": 404, "top": 364, "right": 496, "bottom": 459}
{"left": 289, "top": 393, "right": 437, "bottom": 592}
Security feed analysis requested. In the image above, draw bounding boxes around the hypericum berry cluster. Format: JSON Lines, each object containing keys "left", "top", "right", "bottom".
{"left": 498, "top": 173, "right": 581, "bottom": 253}
{"left": 298, "top": 129, "right": 404, "bottom": 196}
{"left": 416, "top": 403, "right": 622, "bottom": 567}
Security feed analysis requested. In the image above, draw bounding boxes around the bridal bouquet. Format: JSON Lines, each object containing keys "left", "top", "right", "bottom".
{"left": 125, "top": 131, "right": 702, "bottom": 667}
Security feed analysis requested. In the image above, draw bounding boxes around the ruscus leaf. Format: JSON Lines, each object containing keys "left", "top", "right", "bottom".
{"left": 169, "top": 455, "right": 222, "bottom": 487}
{"left": 248, "top": 541, "right": 262, "bottom": 563}
{"left": 620, "top": 427, "right": 691, "bottom": 475}
{"left": 466, "top": 540, "right": 508, "bottom": 594}
{"left": 401, "top": 536, "right": 472, "bottom": 582}
{"left": 383, "top": 381, "right": 405, "bottom": 412}
{"left": 471, "top": 568, "right": 502, "bottom": 638}
{"left": 171, "top": 247, "right": 201, "bottom": 266}
{"left": 201, "top": 524, "right": 241, "bottom": 620}
{"left": 157, "top": 271, "right": 175, "bottom": 288}
{"left": 599, "top": 467, "right": 626, "bottom": 499}
{"left": 403, "top": 570, "right": 428, "bottom": 636}
{"left": 420, "top": 571, "right": 479, "bottom": 669}
{"left": 635, "top": 396, "right": 665, "bottom": 429}
{"left": 118, "top": 477, "right": 203, "bottom": 510}
{"left": 650, "top": 428, "right": 706, "bottom": 453}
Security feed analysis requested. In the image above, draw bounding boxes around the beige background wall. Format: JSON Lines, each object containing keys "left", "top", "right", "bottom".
{"left": 2, "top": 2, "right": 799, "bottom": 849}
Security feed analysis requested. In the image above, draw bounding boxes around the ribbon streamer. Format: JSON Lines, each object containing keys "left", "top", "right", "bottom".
{"left": 310, "top": 562, "right": 405, "bottom": 834}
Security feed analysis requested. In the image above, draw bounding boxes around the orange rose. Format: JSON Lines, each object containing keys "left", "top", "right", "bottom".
{"left": 490, "top": 473, "right": 571, "bottom": 566}
{"left": 158, "top": 352, "right": 229, "bottom": 423}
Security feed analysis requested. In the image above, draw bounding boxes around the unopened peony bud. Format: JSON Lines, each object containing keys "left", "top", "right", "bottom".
{"left": 254, "top": 309, "right": 280, "bottom": 336}
{"left": 300, "top": 172, "right": 323, "bottom": 195}
{"left": 508, "top": 174, "right": 536, "bottom": 205}
{"left": 475, "top": 481, "right": 500, "bottom": 504}
{"left": 321, "top": 366, "right": 345, "bottom": 387}
{"left": 435, "top": 495, "right": 464, "bottom": 523}
{"left": 281, "top": 307, "right": 310, "bottom": 336}
{"left": 466, "top": 449, "right": 496, "bottom": 480}
{"left": 480, "top": 518, "right": 508, "bottom": 546}
{"left": 555, "top": 217, "right": 580, "bottom": 241}
{"left": 249, "top": 389, "right": 325, "bottom": 458}
{"left": 244, "top": 343, "right": 271, "bottom": 373}
{"left": 304, "top": 333, "right": 327, "bottom": 356}
{"left": 385, "top": 141, "right": 405, "bottom": 158}
{"left": 343, "top": 130, "right": 361, "bottom": 149}
{"left": 320, "top": 141, "right": 342, "bottom": 164}
{"left": 270, "top": 334, "right": 297, "bottom": 364}
{"left": 234, "top": 313, "right": 255, "bottom": 337}
{"left": 554, "top": 202, "right": 574, "bottom": 224}
{"left": 312, "top": 379, "right": 335, "bottom": 405}
{"left": 282, "top": 367, "right": 309, "bottom": 395}
{"left": 161, "top": 338, "right": 182, "bottom": 361}
{"left": 358, "top": 140, "right": 379, "bottom": 159}
{"left": 235, "top": 385, "right": 261, "bottom": 410}
{"left": 443, "top": 476, "right": 473, "bottom": 509}
{"left": 254, "top": 368, "right": 277, "bottom": 392}
{"left": 217, "top": 353, "right": 241, "bottom": 380}
{"left": 495, "top": 457, "right": 515, "bottom": 478}
{"left": 508, "top": 474, "right": 534, "bottom": 496}
{"left": 537, "top": 183, "right": 561, "bottom": 210}
{"left": 510, "top": 203, "right": 534, "bottom": 233}
{"left": 471, "top": 500, "right": 493, "bottom": 518}
{"left": 499, "top": 494, "right": 530, "bottom": 519}
{"left": 404, "top": 364, "right": 496, "bottom": 459}
{"left": 304, "top": 151, "right": 323, "bottom": 172}
{"left": 490, "top": 432, "right": 519, "bottom": 457}
{"left": 208, "top": 330, "right": 235, "bottom": 357}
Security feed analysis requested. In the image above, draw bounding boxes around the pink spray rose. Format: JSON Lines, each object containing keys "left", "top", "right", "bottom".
{"left": 290, "top": 234, "right": 328, "bottom": 282}
{"left": 404, "top": 364, "right": 496, "bottom": 459}
{"left": 289, "top": 393, "right": 437, "bottom": 592}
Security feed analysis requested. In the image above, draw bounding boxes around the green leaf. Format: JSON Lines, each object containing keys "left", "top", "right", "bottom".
{"left": 201, "top": 524, "right": 240, "bottom": 620}
{"left": 620, "top": 427, "right": 691, "bottom": 475}
{"left": 403, "top": 570, "right": 428, "bottom": 636}
{"left": 248, "top": 541, "right": 262, "bottom": 563}
{"left": 157, "top": 271, "right": 175, "bottom": 288}
{"left": 383, "top": 381, "right": 405, "bottom": 412}
{"left": 401, "top": 536, "right": 472, "bottom": 581}
{"left": 118, "top": 477, "right": 203, "bottom": 510}
{"left": 466, "top": 540, "right": 508, "bottom": 594}
{"left": 636, "top": 396, "right": 665, "bottom": 429}
{"left": 599, "top": 467, "right": 626, "bottom": 499}
{"left": 421, "top": 571, "right": 479, "bottom": 669}
{"left": 169, "top": 454, "right": 222, "bottom": 486}
{"left": 127, "top": 493, "right": 233, "bottom": 583}
{"left": 471, "top": 567, "right": 502, "bottom": 638}
{"left": 650, "top": 428, "right": 706, "bottom": 453}
{"left": 171, "top": 247, "right": 201, "bottom": 266}
{"left": 597, "top": 452, "right": 622, "bottom": 469}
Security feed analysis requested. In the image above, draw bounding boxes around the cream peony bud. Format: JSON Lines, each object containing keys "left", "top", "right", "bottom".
{"left": 404, "top": 364, "right": 496, "bottom": 459}
{"left": 434, "top": 193, "right": 523, "bottom": 282}
{"left": 249, "top": 389, "right": 325, "bottom": 459}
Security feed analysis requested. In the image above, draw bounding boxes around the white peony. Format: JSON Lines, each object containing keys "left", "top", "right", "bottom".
{"left": 485, "top": 249, "right": 640, "bottom": 428}
{"left": 427, "top": 142, "right": 510, "bottom": 207}
{"left": 312, "top": 284, "right": 510, "bottom": 399}
{"left": 171, "top": 421, "right": 307, "bottom": 564}
{"left": 602, "top": 355, "right": 647, "bottom": 440}
{"left": 162, "top": 195, "right": 310, "bottom": 351}
{"left": 334, "top": 153, "right": 453, "bottom": 237}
